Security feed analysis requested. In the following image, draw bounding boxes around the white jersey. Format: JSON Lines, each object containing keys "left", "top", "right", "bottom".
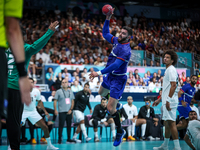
{"left": 24, "top": 88, "right": 41, "bottom": 111}
{"left": 186, "top": 120, "right": 200, "bottom": 147}
{"left": 123, "top": 104, "right": 138, "bottom": 119}
{"left": 162, "top": 65, "right": 179, "bottom": 105}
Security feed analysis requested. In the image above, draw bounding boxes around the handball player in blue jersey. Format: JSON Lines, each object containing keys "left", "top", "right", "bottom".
{"left": 89, "top": 9, "right": 132, "bottom": 147}
{"left": 177, "top": 75, "right": 197, "bottom": 130}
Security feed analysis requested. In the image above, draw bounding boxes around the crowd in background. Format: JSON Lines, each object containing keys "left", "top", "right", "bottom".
{"left": 22, "top": 6, "right": 200, "bottom": 79}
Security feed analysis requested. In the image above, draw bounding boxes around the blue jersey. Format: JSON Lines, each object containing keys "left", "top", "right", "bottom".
{"left": 179, "top": 83, "right": 196, "bottom": 105}
{"left": 105, "top": 36, "right": 131, "bottom": 75}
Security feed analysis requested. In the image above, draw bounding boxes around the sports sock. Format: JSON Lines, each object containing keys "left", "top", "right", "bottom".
{"left": 112, "top": 111, "right": 122, "bottom": 133}
{"left": 131, "top": 122, "right": 136, "bottom": 136}
{"left": 173, "top": 139, "right": 181, "bottom": 149}
{"left": 141, "top": 123, "right": 146, "bottom": 137}
{"left": 73, "top": 133, "right": 78, "bottom": 139}
{"left": 127, "top": 125, "right": 131, "bottom": 136}
{"left": 94, "top": 132, "right": 98, "bottom": 138}
{"left": 80, "top": 124, "right": 88, "bottom": 138}
{"left": 46, "top": 137, "right": 51, "bottom": 146}
{"left": 110, "top": 123, "right": 116, "bottom": 137}
{"left": 163, "top": 138, "right": 170, "bottom": 147}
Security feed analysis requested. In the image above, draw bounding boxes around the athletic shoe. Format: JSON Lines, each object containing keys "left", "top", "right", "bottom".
{"left": 20, "top": 137, "right": 28, "bottom": 145}
{"left": 155, "top": 137, "right": 161, "bottom": 141}
{"left": 94, "top": 137, "right": 99, "bottom": 142}
{"left": 72, "top": 138, "right": 81, "bottom": 143}
{"left": 40, "top": 137, "right": 47, "bottom": 144}
{"left": 46, "top": 144, "right": 59, "bottom": 150}
{"left": 113, "top": 129, "right": 126, "bottom": 147}
{"left": 31, "top": 138, "right": 37, "bottom": 144}
{"left": 66, "top": 139, "right": 76, "bottom": 143}
{"left": 148, "top": 136, "right": 156, "bottom": 141}
{"left": 153, "top": 144, "right": 169, "bottom": 150}
{"left": 123, "top": 138, "right": 126, "bottom": 141}
{"left": 116, "top": 103, "right": 123, "bottom": 111}
{"left": 127, "top": 136, "right": 136, "bottom": 141}
{"left": 86, "top": 137, "right": 92, "bottom": 142}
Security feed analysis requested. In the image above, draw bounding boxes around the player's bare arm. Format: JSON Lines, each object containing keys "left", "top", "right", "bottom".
{"left": 152, "top": 97, "right": 162, "bottom": 107}
{"left": 184, "top": 134, "right": 196, "bottom": 150}
{"left": 166, "top": 81, "right": 177, "bottom": 111}
{"left": 178, "top": 90, "right": 188, "bottom": 107}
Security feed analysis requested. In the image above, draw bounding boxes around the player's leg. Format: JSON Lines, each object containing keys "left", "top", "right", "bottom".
{"left": 136, "top": 119, "right": 147, "bottom": 139}
{"left": 98, "top": 85, "right": 110, "bottom": 97}
{"left": 79, "top": 119, "right": 91, "bottom": 142}
{"left": 66, "top": 112, "right": 74, "bottom": 143}
{"left": 89, "top": 119, "right": 99, "bottom": 142}
{"left": 168, "top": 120, "right": 181, "bottom": 150}
{"left": 28, "top": 119, "right": 36, "bottom": 144}
{"left": 107, "top": 118, "right": 116, "bottom": 140}
{"left": 32, "top": 112, "right": 58, "bottom": 150}
{"left": 58, "top": 112, "right": 66, "bottom": 143}
{"left": 7, "top": 88, "right": 24, "bottom": 150}
{"left": 72, "top": 124, "right": 81, "bottom": 142}
{"left": 177, "top": 118, "right": 188, "bottom": 130}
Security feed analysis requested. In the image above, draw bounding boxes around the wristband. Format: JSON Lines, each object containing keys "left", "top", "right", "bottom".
{"left": 178, "top": 97, "right": 183, "bottom": 102}
{"left": 166, "top": 96, "right": 172, "bottom": 103}
{"left": 97, "top": 71, "right": 102, "bottom": 76}
{"left": 16, "top": 61, "right": 27, "bottom": 77}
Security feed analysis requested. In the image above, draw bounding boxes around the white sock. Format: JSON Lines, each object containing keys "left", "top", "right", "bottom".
{"left": 94, "top": 132, "right": 98, "bottom": 138}
{"left": 33, "top": 74, "right": 36, "bottom": 78}
{"left": 141, "top": 124, "right": 146, "bottom": 137}
{"left": 163, "top": 138, "right": 170, "bottom": 147}
{"left": 80, "top": 124, "right": 88, "bottom": 138}
{"left": 73, "top": 133, "right": 78, "bottom": 139}
{"left": 110, "top": 123, "right": 116, "bottom": 137}
{"left": 127, "top": 125, "right": 132, "bottom": 136}
{"left": 46, "top": 137, "right": 51, "bottom": 146}
{"left": 173, "top": 139, "right": 181, "bottom": 149}
{"left": 131, "top": 123, "right": 136, "bottom": 136}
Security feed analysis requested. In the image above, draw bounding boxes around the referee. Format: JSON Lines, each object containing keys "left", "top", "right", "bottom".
{"left": 0, "top": 0, "right": 32, "bottom": 149}
{"left": 72, "top": 82, "right": 93, "bottom": 142}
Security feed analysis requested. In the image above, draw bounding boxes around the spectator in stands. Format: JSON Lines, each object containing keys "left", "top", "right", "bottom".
{"left": 54, "top": 72, "right": 63, "bottom": 90}
{"left": 135, "top": 74, "right": 140, "bottom": 84}
{"left": 75, "top": 68, "right": 81, "bottom": 78}
{"left": 62, "top": 68, "right": 72, "bottom": 82}
{"left": 194, "top": 63, "right": 199, "bottom": 76}
{"left": 157, "top": 70, "right": 161, "bottom": 80}
{"left": 81, "top": 75, "right": 87, "bottom": 87}
{"left": 197, "top": 76, "right": 200, "bottom": 85}
{"left": 36, "top": 49, "right": 49, "bottom": 64}
{"left": 122, "top": 96, "right": 147, "bottom": 141}
{"left": 46, "top": 67, "right": 55, "bottom": 89}
{"left": 54, "top": 79, "right": 75, "bottom": 144}
{"left": 72, "top": 82, "right": 92, "bottom": 142}
{"left": 89, "top": 97, "right": 116, "bottom": 142}
{"left": 143, "top": 73, "right": 150, "bottom": 86}
{"left": 156, "top": 62, "right": 160, "bottom": 67}
{"left": 124, "top": 13, "right": 132, "bottom": 27}
{"left": 134, "top": 69, "right": 140, "bottom": 78}
{"left": 184, "top": 76, "right": 190, "bottom": 84}
{"left": 149, "top": 77, "right": 157, "bottom": 93}
{"left": 150, "top": 72, "right": 158, "bottom": 82}
{"left": 71, "top": 80, "right": 83, "bottom": 92}
{"left": 35, "top": 58, "right": 43, "bottom": 78}
{"left": 138, "top": 99, "right": 161, "bottom": 140}
{"left": 181, "top": 72, "right": 186, "bottom": 83}
{"left": 48, "top": 91, "right": 56, "bottom": 102}
{"left": 147, "top": 71, "right": 152, "bottom": 79}
{"left": 143, "top": 59, "right": 148, "bottom": 66}
{"left": 132, "top": 14, "right": 138, "bottom": 27}
{"left": 94, "top": 57, "right": 103, "bottom": 66}
{"left": 149, "top": 60, "right": 154, "bottom": 67}
{"left": 157, "top": 89, "right": 162, "bottom": 100}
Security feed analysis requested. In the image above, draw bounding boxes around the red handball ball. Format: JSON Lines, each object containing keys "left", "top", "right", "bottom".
{"left": 102, "top": 4, "right": 113, "bottom": 16}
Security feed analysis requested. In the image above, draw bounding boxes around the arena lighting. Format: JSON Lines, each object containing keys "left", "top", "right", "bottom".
{"left": 123, "top": 1, "right": 139, "bottom": 5}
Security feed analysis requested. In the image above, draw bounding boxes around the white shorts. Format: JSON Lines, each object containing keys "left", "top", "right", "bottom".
{"left": 73, "top": 110, "right": 84, "bottom": 123}
{"left": 162, "top": 103, "right": 178, "bottom": 121}
{"left": 21, "top": 110, "right": 42, "bottom": 126}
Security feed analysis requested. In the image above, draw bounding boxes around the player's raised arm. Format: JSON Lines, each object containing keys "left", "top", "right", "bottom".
{"left": 102, "top": 9, "right": 115, "bottom": 44}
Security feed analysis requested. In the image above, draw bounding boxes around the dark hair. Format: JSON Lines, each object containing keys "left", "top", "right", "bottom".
{"left": 101, "top": 97, "right": 107, "bottom": 102}
{"left": 84, "top": 82, "right": 89, "bottom": 87}
{"left": 47, "top": 67, "right": 53, "bottom": 72}
{"left": 122, "top": 26, "right": 133, "bottom": 36}
{"left": 162, "top": 50, "right": 178, "bottom": 66}
{"left": 29, "top": 77, "right": 34, "bottom": 82}
{"left": 191, "top": 75, "right": 197, "bottom": 78}
{"left": 189, "top": 110, "right": 197, "bottom": 115}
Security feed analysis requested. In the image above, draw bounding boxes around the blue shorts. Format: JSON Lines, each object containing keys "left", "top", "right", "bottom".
{"left": 101, "top": 73, "right": 127, "bottom": 100}
{"left": 177, "top": 105, "right": 192, "bottom": 120}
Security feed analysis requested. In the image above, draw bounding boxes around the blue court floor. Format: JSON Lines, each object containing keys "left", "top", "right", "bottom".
{"left": 0, "top": 140, "right": 191, "bottom": 150}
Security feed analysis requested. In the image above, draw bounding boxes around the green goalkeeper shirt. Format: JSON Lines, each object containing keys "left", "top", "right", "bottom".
{"left": 5, "top": 29, "right": 54, "bottom": 90}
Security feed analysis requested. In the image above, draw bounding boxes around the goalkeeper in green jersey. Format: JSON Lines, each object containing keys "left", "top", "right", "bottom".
{"left": 5, "top": 21, "right": 59, "bottom": 150}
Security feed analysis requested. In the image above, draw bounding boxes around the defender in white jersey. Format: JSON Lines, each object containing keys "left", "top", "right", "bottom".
{"left": 153, "top": 50, "right": 181, "bottom": 150}
{"left": 21, "top": 78, "right": 58, "bottom": 150}
{"left": 122, "top": 96, "right": 146, "bottom": 141}
{"left": 184, "top": 111, "right": 200, "bottom": 150}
